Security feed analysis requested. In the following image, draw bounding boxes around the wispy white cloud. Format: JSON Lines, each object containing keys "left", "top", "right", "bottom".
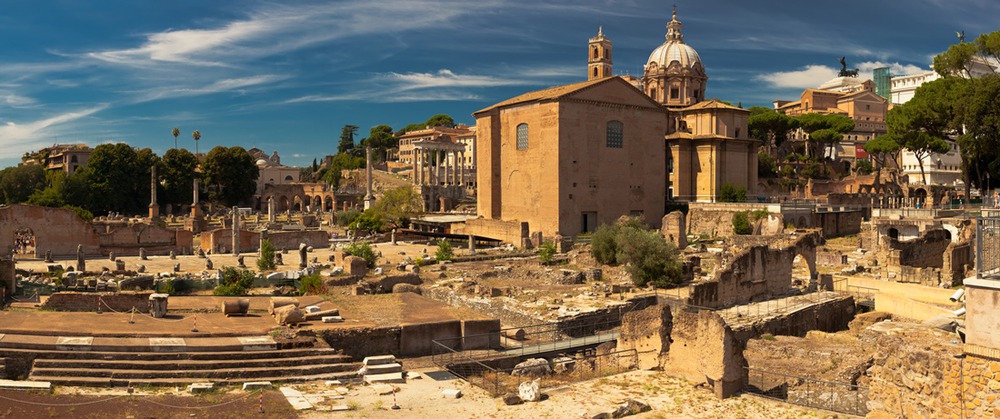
{"left": 755, "top": 65, "right": 839, "bottom": 89}
{"left": 756, "top": 61, "right": 931, "bottom": 90}
{"left": 385, "top": 69, "right": 524, "bottom": 91}
{"left": 0, "top": 92, "right": 37, "bottom": 108}
{"left": 0, "top": 105, "right": 107, "bottom": 157}
{"left": 131, "top": 74, "right": 289, "bottom": 103}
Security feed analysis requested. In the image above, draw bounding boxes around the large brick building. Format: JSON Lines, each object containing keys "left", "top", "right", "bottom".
{"left": 474, "top": 9, "right": 757, "bottom": 238}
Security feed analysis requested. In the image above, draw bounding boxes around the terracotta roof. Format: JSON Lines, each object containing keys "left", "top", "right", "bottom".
{"left": 474, "top": 77, "right": 659, "bottom": 115}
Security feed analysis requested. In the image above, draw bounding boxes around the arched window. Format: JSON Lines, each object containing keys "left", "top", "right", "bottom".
{"left": 605, "top": 48, "right": 611, "bottom": 60}
{"left": 592, "top": 47, "right": 599, "bottom": 59}
{"left": 516, "top": 123, "right": 529, "bottom": 150}
{"left": 606, "top": 121, "right": 623, "bottom": 148}
{"left": 593, "top": 67, "right": 598, "bottom": 78}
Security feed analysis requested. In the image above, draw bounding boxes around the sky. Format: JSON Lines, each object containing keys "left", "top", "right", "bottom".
{"left": 0, "top": 0, "right": 997, "bottom": 169}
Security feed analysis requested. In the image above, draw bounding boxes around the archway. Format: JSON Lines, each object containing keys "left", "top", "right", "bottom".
{"left": 312, "top": 196, "right": 322, "bottom": 211}
{"left": 888, "top": 227, "right": 899, "bottom": 241}
{"left": 324, "top": 196, "right": 334, "bottom": 212}
{"left": 913, "top": 188, "right": 928, "bottom": 208}
{"left": 278, "top": 196, "right": 289, "bottom": 212}
{"left": 292, "top": 196, "right": 303, "bottom": 212}
{"left": 13, "top": 227, "right": 36, "bottom": 257}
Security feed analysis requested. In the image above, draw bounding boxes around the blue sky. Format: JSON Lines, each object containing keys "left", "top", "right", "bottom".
{"left": 0, "top": 0, "right": 996, "bottom": 168}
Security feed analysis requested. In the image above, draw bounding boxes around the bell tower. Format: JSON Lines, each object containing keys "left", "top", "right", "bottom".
{"left": 588, "top": 26, "right": 613, "bottom": 80}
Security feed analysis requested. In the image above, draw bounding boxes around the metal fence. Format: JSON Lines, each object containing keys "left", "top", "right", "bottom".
{"left": 432, "top": 340, "right": 638, "bottom": 396}
{"left": 977, "top": 214, "right": 1000, "bottom": 279}
{"left": 744, "top": 367, "right": 869, "bottom": 416}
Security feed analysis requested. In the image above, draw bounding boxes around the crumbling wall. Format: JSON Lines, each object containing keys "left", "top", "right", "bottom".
{"left": 729, "top": 295, "right": 855, "bottom": 344}
{"left": 661, "top": 211, "right": 687, "bottom": 249}
{"left": 616, "top": 304, "right": 672, "bottom": 370}
{"left": 453, "top": 218, "right": 529, "bottom": 248}
{"left": 882, "top": 228, "right": 966, "bottom": 287}
{"left": 98, "top": 223, "right": 191, "bottom": 256}
{"left": 200, "top": 229, "right": 261, "bottom": 253}
{"left": 813, "top": 208, "right": 863, "bottom": 238}
{"left": 661, "top": 307, "right": 747, "bottom": 398}
{"left": 267, "top": 230, "right": 330, "bottom": 251}
{"left": 0, "top": 205, "right": 101, "bottom": 257}
{"left": 41, "top": 291, "right": 153, "bottom": 312}
{"left": 863, "top": 321, "right": 999, "bottom": 419}
{"left": 318, "top": 326, "right": 401, "bottom": 359}
{"left": 0, "top": 259, "right": 14, "bottom": 300}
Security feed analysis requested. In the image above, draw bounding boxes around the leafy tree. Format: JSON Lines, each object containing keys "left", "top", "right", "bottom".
{"left": 350, "top": 211, "right": 383, "bottom": 232}
{"left": 338, "top": 125, "right": 359, "bottom": 154}
{"left": 323, "top": 152, "right": 365, "bottom": 188}
{"left": 192, "top": 130, "right": 201, "bottom": 155}
{"left": 160, "top": 148, "right": 200, "bottom": 211}
{"left": 27, "top": 171, "right": 66, "bottom": 207}
{"left": 369, "top": 186, "right": 423, "bottom": 229}
{"left": 257, "top": 238, "right": 277, "bottom": 271}
{"left": 425, "top": 114, "right": 455, "bottom": 128}
{"left": 435, "top": 239, "right": 453, "bottom": 262}
{"left": 718, "top": 183, "right": 747, "bottom": 202}
{"left": 757, "top": 152, "right": 777, "bottom": 178}
{"left": 863, "top": 134, "right": 902, "bottom": 185}
{"left": 933, "top": 41, "right": 981, "bottom": 78}
{"left": 0, "top": 164, "right": 46, "bottom": 204}
{"left": 201, "top": 146, "right": 259, "bottom": 206}
{"left": 590, "top": 218, "right": 681, "bottom": 287}
{"left": 86, "top": 143, "right": 158, "bottom": 214}
{"left": 886, "top": 103, "right": 951, "bottom": 185}
{"left": 957, "top": 74, "right": 1000, "bottom": 193}
{"left": 362, "top": 124, "right": 398, "bottom": 161}
{"left": 343, "top": 242, "right": 377, "bottom": 268}
{"left": 854, "top": 159, "right": 873, "bottom": 175}
{"left": 748, "top": 107, "right": 799, "bottom": 154}
{"left": 796, "top": 113, "right": 854, "bottom": 160}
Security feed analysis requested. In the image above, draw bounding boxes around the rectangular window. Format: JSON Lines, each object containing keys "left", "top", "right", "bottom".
{"left": 516, "top": 123, "right": 529, "bottom": 150}
{"left": 670, "top": 88, "right": 679, "bottom": 99}
{"left": 582, "top": 212, "right": 597, "bottom": 233}
{"left": 606, "top": 121, "right": 623, "bottom": 148}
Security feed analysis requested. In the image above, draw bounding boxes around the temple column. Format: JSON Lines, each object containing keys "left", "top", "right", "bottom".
{"left": 415, "top": 148, "right": 423, "bottom": 185}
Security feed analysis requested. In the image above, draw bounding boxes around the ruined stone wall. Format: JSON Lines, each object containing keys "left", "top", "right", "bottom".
{"left": 687, "top": 203, "right": 776, "bottom": 238}
{"left": 616, "top": 304, "right": 672, "bottom": 370}
{"left": 688, "top": 246, "right": 793, "bottom": 308}
{"left": 266, "top": 230, "right": 330, "bottom": 251}
{"left": 661, "top": 211, "right": 687, "bottom": 249}
{"left": 813, "top": 209, "right": 863, "bottom": 238}
{"left": 97, "top": 224, "right": 192, "bottom": 256}
{"left": 728, "top": 295, "right": 855, "bottom": 344}
{"left": 318, "top": 327, "right": 401, "bottom": 360}
{"left": 41, "top": 291, "right": 153, "bottom": 313}
{"left": 200, "top": 229, "right": 260, "bottom": 253}
{"left": 555, "top": 295, "right": 658, "bottom": 337}
{"left": 0, "top": 259, "right": 14, "bottom": 300}
{"left": 454, "top": 218, "right": 529, "bottom": 248}
{"left": 0, "top": 205, "right": 101, "bottom": 257}
{"left": 424, "top": 286, "right": 540, "bottom": 328}
{"left": 817, "top": 250, "right": 847, "bottom": 266}
{"left": 661, "top": 307, "right": 747, "bottom": 398}
{"left": 943, "top": 241, "right": 973, "bottom": 285}
{"left": 864, "top": 322, "right": 1000, "bottom": 419}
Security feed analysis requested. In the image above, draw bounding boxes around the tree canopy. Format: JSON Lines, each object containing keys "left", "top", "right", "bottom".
{"left": 201, "top": 146, "right": 259, "bottom": 206}
{"left": 748, "top": 107, "right": 799, "bottom": 154}
{"left": 160, "top": 148, "right": 200, "bottom": 209}
{"left": 85, "top": 143, "right": 158, "bottom": 214}
{"left": 0, "top": 164, "right": 46, "bottom": 205}
{"left": 338, "top": 125, "right": 359, "bottom": 154}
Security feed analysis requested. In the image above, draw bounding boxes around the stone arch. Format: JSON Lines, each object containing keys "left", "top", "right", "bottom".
{"left": 278, "top": 195, "right": 290, "bottom": 212}
{"left": 797, "top": 216, "right": 808, "bottom": 228}
{"left": 324, "top": 196, "right": 334, "bottom": 212}
{"left": 292, "top": 196, "right": 303, "bottom": 212}
{"left": 312, "top": 195, "right": 322, "bottom": 211}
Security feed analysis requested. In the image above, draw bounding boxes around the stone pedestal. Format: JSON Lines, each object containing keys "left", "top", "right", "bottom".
{"left": 148, "top": 293, "right": 168, "bottom": 318}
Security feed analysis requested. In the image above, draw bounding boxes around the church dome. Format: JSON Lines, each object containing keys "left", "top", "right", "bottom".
{"left": 646, "top": 9, "right": 701, "bottom": 70}
{"left": 647, "top": 41, "right": 701, "bottom": 69}
{"left": 256, "top": 158, "right": 269, "bottom": 166}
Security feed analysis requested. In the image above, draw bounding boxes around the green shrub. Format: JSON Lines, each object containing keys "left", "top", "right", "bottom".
{"left": 343, "top": 242, "right": 377, "bottom": 268}
{"left": 63, "top": 205, "right": 94, "bottom": 222}
{"left": 160, "top": 279, "right": 176, "bottom": 295}
{"left": 749, "top": 209, "right": 770, "bottom": 222}
{"left": 435, "top": 240, "right": 453, "bottom": 262}
{"left": 854, "top": 159, "right": 873, "bottom": 175}
{"left": 718, "top": 183, "right": 747, "bottom": 202}
{"left": 299, "top": 273, "right": 325, "bottom": 295}
{"left": 414, "top": 257, "right": 426, "bottom": 267}
{"left": 350, "top": 211, "right": 383, "bottom": 232}
{"left": 335, "top": 209, "right": 363, "bottom": 227}
{"left": 589, "top": 218, "right": 682, "bottom": 287}
{"left": 257, "top": 238, "right": 277, "bottom": 271}
{"left": 213, "top": 267, "right": 256, "bottom": 296}
{"left": 538, "top": 242, "right": 556, "bottom": 264}
{"left": 758, "top": 152, "right": 777, "bottom": 178}
{"left": 732, "top": 212, "right": 752, "bottom": 235}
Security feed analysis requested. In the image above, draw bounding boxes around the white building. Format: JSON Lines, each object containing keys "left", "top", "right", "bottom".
{"left": 890, "top": 57, "right": 995, "bottom": 186}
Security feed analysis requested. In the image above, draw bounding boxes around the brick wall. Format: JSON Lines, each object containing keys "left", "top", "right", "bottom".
{"left": 41, "top": 291, "right": 154, "bottom": 313}
{"left": 454, "top": 218, "right": 529, "bottom": 248}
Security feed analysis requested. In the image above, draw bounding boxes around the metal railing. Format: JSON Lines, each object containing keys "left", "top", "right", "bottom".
{"left": 744, "top": 367, "right": 869, "bottom": 416}
{"left": 432, "top": 340, "right": 638, "bottom": 396}
{"left": 977, "top": 214, "right": 1000, "bottom": 279}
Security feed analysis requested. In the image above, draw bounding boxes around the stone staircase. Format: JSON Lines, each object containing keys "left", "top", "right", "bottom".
{"left": 0, "top": 333, "right": 361, "bottom": 387}
{"left": 362, "top": 355, "right": 404, "bottom": 384}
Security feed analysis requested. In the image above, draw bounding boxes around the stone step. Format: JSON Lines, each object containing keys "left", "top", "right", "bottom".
{"left": 0, "top": 379, "right": 50, "bottom": 391}
{"left": 0, "top": 334, "right": 278, "bottom": 353}
{"left": 33, "top": 354, "right": 353, "bottom": 371}
{"left": 0, "top": 347, "right": 343, "bottom": 361}
{"left": 362, "top": 355, "right": 396, "bottom": 366}
{"left": 365, "top": 362, "right": 403, "bottom": 375}
{"left": 28, "top": 370, "right": 360, "bottom": 387}
{"left": 29, "top": 362, "right": 360, "bottom": 380}
{"left": 363, "top": 372, "right": 405, "bottom": 384}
